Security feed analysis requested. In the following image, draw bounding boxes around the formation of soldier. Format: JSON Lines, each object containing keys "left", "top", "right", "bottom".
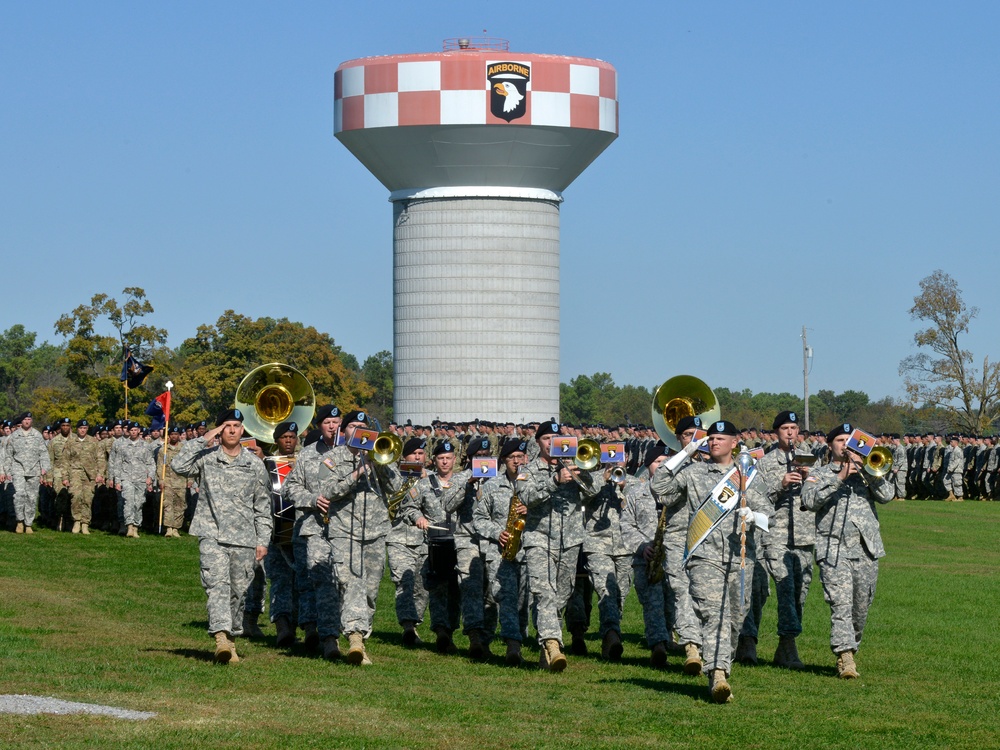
{"left": 1, "top": 405, "right": 972, "bottom": 702}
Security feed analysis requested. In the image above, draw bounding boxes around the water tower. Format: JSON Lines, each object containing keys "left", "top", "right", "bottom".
{"left": 334, "top": 38, "right": 618, "bottom": 424}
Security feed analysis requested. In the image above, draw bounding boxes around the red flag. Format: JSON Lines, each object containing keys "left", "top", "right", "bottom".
{"left": 146, "top": 390, "right": 171, "bottom": 426}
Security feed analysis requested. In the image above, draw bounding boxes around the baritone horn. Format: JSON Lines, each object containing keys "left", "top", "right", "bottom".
{"left": 235, "top": 363, "right": 315, "bottom": 444}
{"left": 575, "top": 438, "right": 601, "bottom": 471}
{"left": 651, "top": 375, "right": 721, "bottom": 452}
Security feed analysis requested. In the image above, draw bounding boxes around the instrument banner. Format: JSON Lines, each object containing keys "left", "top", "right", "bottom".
{"left": 600, "top": 442, "right": 626, "bottom": 463}
{"left": 471, "top": 457, "right": 497, "bottom": 478}
{"left": 683, "top": 462, "right": 759, "bottom": 561}
{"left": 399, "top": 461, "right": 424, "bottom": 478}
{"left": 847, "top": 428, "right": 877, "bottom": 458}
{"left": 348, "top": 428, "right": 379, "bottom": 450}
{"left": 549, "top": 436, "right": 578, "bottom": 458}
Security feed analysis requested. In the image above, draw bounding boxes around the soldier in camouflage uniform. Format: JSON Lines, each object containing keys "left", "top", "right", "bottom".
{"left": 282, "top": 404, "right": 343, "bottom": 657}
{"left": 516, "top": 421, "right": 606, "bottom": 672}
{"left": 385, "top": 437, "right": 430, "bottom": 647}
{"left": 153, "top": 426, "right": 188, "bottom": 537}
{"left": 113, "top": 421, "right": 155, "bottom": 538}
{"left": 171, "top": 409, "right": 272, "bottom": 664}
{"left": 737, "top": 411, "right": 814, "bottom": 670}
{"left": 474, "top": 439, "right": 531, "bottom": 665}
{"left": 48, "top": 418, "right": 73, "bottom": 530}
{"left": 56, "top": 420, "right": 106, "bottom": 534}
{"left": 6, "top": 413, "right": 50, "bottom": 533}
{"left": 801, "top": 423, "right": 894, "bottom": 679}
{"left": 942, "top": 434, "right": 965, "bottom": 501}
{"left": 650, "top": 420, "right": 772, "bottom": 704}
{"left": 891, "top": 434, "right": 907, "bottom": 499}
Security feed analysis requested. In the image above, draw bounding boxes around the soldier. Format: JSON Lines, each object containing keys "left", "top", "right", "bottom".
{"left": 171, "top": 408, "right": 271, "bottom": 664}
{"left": 474, "top": 439, "right": 531, "bottom": 665}
{"left": 650, "top": 420, "right": 772, "bottom": 704}
{"left": 942, "top": 434, "right": 965, "bottom": 502}
{"left": 801, "top": 423, "right": 894, "bottom": 679}
{"left": 517, "top": 421, "right": 606, "bottom": 672}
{"left": 154, "top": 426, "right": 188, "bottom": 538}
{"left": 385, "top": 437, "right": 431, "bottom": 647}
{"left": 283, "top": 404, "right": 343, "bottom": 657}
{"left": 737, "top": 410, "right": 814, "bottom": 670}
{"left": 114, "top": 421, "right": 155, "bottom": 538}
{"left": 57, "top": 419, "right": 106, "bottom": 534}
{"left": 620, "top": 443, "right": 675, "bottom": 668}
{"left": 48, "top": 417, "right": 73, "bottom": 530}
{"left": 891, "top": 434, "right": 908, "bottom": 500}
{"left": 6, "top": 412, "right": 50, "bottom": 534}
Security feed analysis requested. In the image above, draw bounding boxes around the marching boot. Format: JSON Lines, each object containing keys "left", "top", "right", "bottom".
{"left": 302, "top": 622, "right": 320, "bottom": 650}
{"left": 243, "top": 612, "right": 265, "bottom": 639}
{"left": 542, "top": 639, "right": 567, "bottom": 672}
{"left": 650, "top": 641, "right": 668, "bottom": 669}
{"left": 665, "top": 635, "right": 685, "bottom": 655}
{"left": 836, "top": 650, "right": 859, "bottom": 679}
{"left": 322, "top": 635, "right": 341, "bottom": 661}
{"left": 401, "top": 621, "right": 420, "bottom": 647}
{"left": 24, "top": 525, "right": 33, "bottom": 535}
{"left": 709, "top": 669, "right": 732, "bottom": 703}
{"left": 118, "top": 522, "right": 127, "bottom": 536}
{"left": 435, "top": 627, "right": 457, "bottom": 654}
{"left": 81, "top": 523, "right": 90, "bottom": 535}
{"left": 71, "top": 521, "right": 81, "bottom": 534}
{"left": 468, "top": 629, "right": 487, "bottom": 661}
{"left": 126, "top": 524, "right": 137, "bottom": 538}
{"left": 214, "top": 632, "right": 233, "bottom": 664}
{"left": 734, "top": 635, "right": 758, "bottom": 666}
{"left": 569, "top": 626, "right": 588, "bottom": 656}
{"left": 601, "top": 629, "right": 623, "bottom": 661}
{"left": 274, "top": 616, "right": 296, "bottom": 648}
{"left": 774, "top": 635, "right": 805, "bottom": 670}
{"left": 684, "top": 643, "right": 704, "bottom": 676}
{"left": 346, "top": 632, "right": 365, "bottom": 665}
{"left": 15, "top": 522, "right": 24, "bottom": 534}
{"left": 228, "top": 635, "right": 240, "bottom": 663}
{"left": 504, "top": 639, "right": 524, "bottom": 666}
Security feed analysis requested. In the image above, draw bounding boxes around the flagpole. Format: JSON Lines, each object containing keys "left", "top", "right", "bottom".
{"left": 123, "top": 347, "right": 130, "bottom": 420}
{"left": 157, "top": 381, "right": 173, "bottom": 536}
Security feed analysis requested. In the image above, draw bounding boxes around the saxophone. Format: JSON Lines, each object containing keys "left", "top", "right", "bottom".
{"left": 501, "top": 479, "right": 527, "bottom": 562}
{"left": 387, "top": 476, "right": 418, "bottom": 522}
{"left": 645, "top": 504, "right": 668, "bottom": 584}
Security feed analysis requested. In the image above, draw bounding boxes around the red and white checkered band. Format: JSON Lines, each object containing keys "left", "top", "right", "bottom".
{"left": 335, "top": 52, "right": 618, "bottom": 134}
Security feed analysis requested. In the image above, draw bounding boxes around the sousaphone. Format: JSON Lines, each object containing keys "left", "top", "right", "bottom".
{"left": 235, "top": 363, "right": 316, "bottom": 444}
{"left": 650, "top": 375, "right": 721, "bottom": 453}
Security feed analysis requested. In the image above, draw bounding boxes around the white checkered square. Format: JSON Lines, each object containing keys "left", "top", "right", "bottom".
{"left": 530, "top": 91, "right": 571, "bottom": 127}
{"left": 364, "top": 92, "right": 398, "bottom": 128}
{"left": 398, "top": 60, "right": 441, "bottom": 92}
{"left": 599, "top": 97, "right": 617, "bottom": 133}
{"left": 441, "top": 90, "right": 486, "bottom": 124}
{"left": 341, "top": 66, "right": 365, "bottom": 98}
{"left": 569, "top": 64, "right": 600, "bottom": 96}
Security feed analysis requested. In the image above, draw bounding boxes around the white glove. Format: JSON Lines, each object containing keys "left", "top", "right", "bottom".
{"left": 664, "top": 435, "right": 708, "bottom": 475}
{"left": 737, "top": 506, "right": 755, "bottom": 526}
{"left": 737, "top": 506, "right": 769, "bottom": 532}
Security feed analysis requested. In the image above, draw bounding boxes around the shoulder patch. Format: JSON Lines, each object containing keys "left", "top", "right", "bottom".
{"left": 322, "top": 457, "right": 336, "bottom": 471}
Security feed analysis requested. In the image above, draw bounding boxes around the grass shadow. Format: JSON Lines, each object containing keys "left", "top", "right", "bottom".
{"left": 150, "top": 647, "right": 216, "bottom": 663}
{"left": 600, "top": 675, "right": 709, "bottom": 702}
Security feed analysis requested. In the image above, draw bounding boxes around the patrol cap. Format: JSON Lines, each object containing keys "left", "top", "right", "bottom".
{"left": 402, "top": 437, "right": 426, "bottom": 456}
{"left": 644, "top": 441, "right": 668, "bottom": 468}
{"left": 215, "top": 408, "right": 244, "bottom": 426}
{"left": 272, "top": 421, "right": 299, "bottom": 442}
{"left": 706, "top": 420, "right": 739, "bottom": 437}
{"left": 535, "top": 421, "right": 560, "bottom": 439}
{"left": 826, "top": 423, "right": 853, "bottom": 443}
{"left": 76, "top": 419, "right": 89, "bottom": 428}
{"left": 467, "top": 436, "right": 490, "bottom": 457}
{"left": 341, "top": 410, "right": 368, "bottom": 426}
{"left": 500, "top": 440, "right": 528, "bottom": 460}
{"left": 772, "top": 411, "right": 799, "bottom": 430}
{"left": 315, "top": 404, "right": 341, "bottom": 424}
{"left": 433, "top": 440, "right": 455, "bottom": 456}
{"left": 674, "top": 415, "right": 703, "bottom": 435}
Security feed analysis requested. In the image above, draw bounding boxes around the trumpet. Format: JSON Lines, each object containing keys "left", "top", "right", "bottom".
{"left": 557, "top": 438, "right": 600, "bottom": 489}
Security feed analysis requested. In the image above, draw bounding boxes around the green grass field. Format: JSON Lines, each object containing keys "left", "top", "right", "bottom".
{"left": 2, "top": 501, "right": 998, "bottom": 749}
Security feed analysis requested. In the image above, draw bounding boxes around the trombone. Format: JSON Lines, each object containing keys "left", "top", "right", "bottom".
{"left": 845, "top": 445, "right": 894, "bottom": 488}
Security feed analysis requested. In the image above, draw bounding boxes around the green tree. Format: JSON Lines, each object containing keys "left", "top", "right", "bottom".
{"left": 361, "top": 350, "right": 394, "bottom": 424}
{"left": 172, "top": 312, "right": 372, "bottom": 428}
{"left": 899, "top": 270, "right": 1000, "bottom": 434}
{"left": 0, "top": 326, "right": 74, "bottom": 421}
{"left": 53, "top": 287, "right": 169, "bottom": 420}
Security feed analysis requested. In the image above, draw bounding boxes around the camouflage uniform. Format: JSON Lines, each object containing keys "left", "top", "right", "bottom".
{"left": 48, "top": 430, "right": 72, "bottom": 526}
{"left": 516, "top": 457, "right": 605, "bottom": 647}
{"left": 115, "top": 438, "right": 155, "bottom": 528}
{"left": 743, "top": 446, "right": 815, "bottom": 639}
{"left": 57, "top": 433, "right": 106, "bottom": 526}
{"left": 581, "top": 479, "right": 633, "bottom": 639}
{"left": 891, "top": 440, "right": 908, "bottom": 499}
{"left": 619, "top": 475, "right": 670, "bottom": 647}
{"left": 650, "top": 459, "right": 771, "bottom": 676}
{"left": 7, "top": 426, "right": 50, "bottom": 528}
{"left": 943, "top": 442, "right": 965, "bottom": 499}
{"left": 801, "top": 458, "right": 894, "bottom": 655}
{"left": 385, "top": 476, "right": 431, "bottom": 627}
{"left": 452, "top": 469, "right": 498, "bottom": 640}
{"left": 474, "top": 471, "right": 529, "bottom": 642}
{"left": 171, "top": 437, "right": 272, "bottom": 636}
{"left": 153, "top": 441, "right": 188, "bottom": 530}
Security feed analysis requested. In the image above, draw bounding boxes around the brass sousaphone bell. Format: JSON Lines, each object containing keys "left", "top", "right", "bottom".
{"left": 650, "top": 375, "right": 721, "bottom": 453}
{"left": 235, "top": 363, "right": 316, "bottom": 444}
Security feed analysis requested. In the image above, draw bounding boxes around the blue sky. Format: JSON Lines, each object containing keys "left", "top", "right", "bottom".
{"left": 3, "top": 2, "right": 998, "bottom": 406}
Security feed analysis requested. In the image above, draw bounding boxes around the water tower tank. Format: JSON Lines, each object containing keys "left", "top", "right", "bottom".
{"left": 335, "top": 39, "right": 618, "bottom": 424}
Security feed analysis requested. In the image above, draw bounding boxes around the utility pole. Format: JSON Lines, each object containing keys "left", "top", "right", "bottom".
{"left": 802, "top": 326, "right": 811, "bottom": 430}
